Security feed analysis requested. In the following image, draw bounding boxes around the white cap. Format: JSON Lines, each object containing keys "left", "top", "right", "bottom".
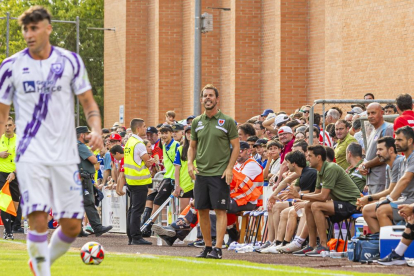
{"left": 278, "top": 126, "right": 293, "bottom": 135}
{"left": 274, "top": 114, "right": 290, "bottom": 126}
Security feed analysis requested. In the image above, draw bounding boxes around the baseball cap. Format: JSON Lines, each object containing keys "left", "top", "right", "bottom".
{"left": 146, "top": 126, "right": 158, "bottom": 134}
{"left": 261, "top": 109, "right": 274, "bottom": 117}
{"left": 254, "top": 139, "right": 268, "bottom": 147}
{"left": 109, "top": 133, "right": 122, "bottom": 141}
{"left": 240, "top": 141, "right": 250, "bottom": 150}
{"left": 160, "top": 125, "right": 173, "bottom": 132}
{"left": 76, "top": 126, "right": 90, "bottom": 135}
{"left": 186, "top": 115, "right": 195, "bottom": 124}
{"left": 185, "top": 126, "right": 192, "bottom": 133}
{"left": 274, "top": 114, "right": 290, "bottom": 126}
{"left": 278, "top": 126, "right": 293, "bottom": 135}
{"left": 347, "top": 106, "right": 363, "bottom": 115}
{"left": 172, "top": 124, "right": 185, "bottom": 131}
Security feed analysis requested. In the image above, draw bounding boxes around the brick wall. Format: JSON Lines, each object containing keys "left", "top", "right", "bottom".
{"left": 104, "top": 0, "right": 412, "bottom": 127}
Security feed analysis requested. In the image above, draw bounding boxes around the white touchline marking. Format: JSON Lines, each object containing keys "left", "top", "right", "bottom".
{"left": 0, "top": 239, "right": 25, "bottom": 245}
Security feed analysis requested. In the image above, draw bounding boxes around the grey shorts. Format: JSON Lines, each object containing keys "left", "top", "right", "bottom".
{"left": 391, "top": 199, "right": 414, "bottom": 223}
{"left": 367, "top": 184, "right": 386, "bottom": 195}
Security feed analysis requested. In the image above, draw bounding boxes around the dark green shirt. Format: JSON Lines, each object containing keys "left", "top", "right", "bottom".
{"left": 77, "top": 141, "right": 95, "bottom": 174}
{"left": 191, "top": 110, "right": 238, "bottom": 176}
{"left": 346, "top": 159, "right": 366, "bottom": 192}
{"left": 316, "top": 161, "right": 360, "bottom": 206}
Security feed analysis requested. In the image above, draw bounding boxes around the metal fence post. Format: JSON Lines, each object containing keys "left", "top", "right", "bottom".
{"left": 322, "top": 103, "right": 326, "bottom": 144}
{"left": 6, "top": 12, "right": 10, "bottom": 57}
{"left": 76, "top": 16, "right": 80, "bottom": 127}
{"left": 194, "top": 0, "right": 202, "bottom": 116}
{"left": 309, "top": 104, "right": 315, "bottom": 145}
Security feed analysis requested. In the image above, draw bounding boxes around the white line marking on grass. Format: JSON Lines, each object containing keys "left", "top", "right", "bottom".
{"left": 0, "top": 239, "right": 25, "bottom": 245}
{"left": 134, "top": 255, "right": 349, "bottom": 276}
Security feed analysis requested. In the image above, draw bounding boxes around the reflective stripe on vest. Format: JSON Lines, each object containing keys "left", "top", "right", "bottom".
{"left": 124, "top": 136, "right": 152, "bottom": 186}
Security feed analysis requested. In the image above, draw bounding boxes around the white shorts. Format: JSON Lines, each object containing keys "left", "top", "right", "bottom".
{"left": 17, "top": 162, "right": 84, "bottom": 220}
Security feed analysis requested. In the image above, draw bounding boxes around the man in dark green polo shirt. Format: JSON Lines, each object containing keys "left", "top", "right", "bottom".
{"left": 188, "top": 84, "right": 239, "bottom": 259}
{"left": 334, "top": 119, "right": 357, "bottom": 170}
{"left": 345, "top": 142, "right": 366, "bottom": 192}
{"left": 282, "top": 145, "right": 360, "bottom": 257}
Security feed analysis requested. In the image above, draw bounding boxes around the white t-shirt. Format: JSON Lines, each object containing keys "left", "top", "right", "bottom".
{"left": 0, "top": 46, "right": 91, "bottom": 165}
{"left": 234, "top": 160, "right": 262, "bottom": 180}
{"left": 132, "top": 134, "right": 148, "bottom": 164}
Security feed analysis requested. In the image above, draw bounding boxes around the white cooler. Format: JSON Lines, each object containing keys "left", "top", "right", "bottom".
{"left": 380, "top": 225, "right": 414, "bottom": 258}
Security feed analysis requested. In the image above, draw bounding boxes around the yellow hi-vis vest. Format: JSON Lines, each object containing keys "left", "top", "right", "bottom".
{"left": 124, "top": 136, "right": 152, "bottom": 186}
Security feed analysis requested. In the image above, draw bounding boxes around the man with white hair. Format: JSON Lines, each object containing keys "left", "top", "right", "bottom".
{"left": 325, "top": 109, "right": 340, "bottom": 125}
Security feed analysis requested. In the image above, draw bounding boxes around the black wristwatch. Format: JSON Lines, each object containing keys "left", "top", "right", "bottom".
{"left": 300, "top": 193, "right": 304, "bottom": 200}
{"left": 368, "top": 195, "right": 373, "bottom": 202}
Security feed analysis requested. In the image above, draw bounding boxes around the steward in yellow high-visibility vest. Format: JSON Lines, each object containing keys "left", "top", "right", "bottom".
{"left": 0, "top": 116, "right": 20, "bottom": 239}
{"left": 124, "top": 118, "right": 154, "bottom": 245}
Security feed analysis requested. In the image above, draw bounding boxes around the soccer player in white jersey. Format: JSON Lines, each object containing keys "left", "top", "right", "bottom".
{"left": 0, "top": 6, "right": 103, "bottom": 276}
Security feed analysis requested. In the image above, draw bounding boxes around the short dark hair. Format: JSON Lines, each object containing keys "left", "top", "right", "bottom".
{"left": 396, "top": 94, "right": 412, "bottom": 112}
{"left": 130, "top": 118, "right": 144, "bottom": 133}
{"left": 110, "top": 145, "right": 124, "bottom": 155}
{"left": 286, "top": 120, "right": 300, "bottom": 129}
{"left": 384, "top": 104, "right": 397, "bottom": 113}
{"left": 285, "top": 151, "right": 307, "bottom": 168}
{"left": 200, "top": 84, "right": 219, "bottom": 98}
{"left": 18, "top": 6, "right": 51, "bottom": 26}
{"left": 364, "top": 93, "right": 375, "bottom": 99}
{"left": 239, "top": 123, "right": 256, "bottom": 137}
{"left": 395, "top": 126, "right": 414, "bottom": 142}
{"left": 377, "top": 136, "right": 397, "bottom": 154}
{"left": 102, "top": 128, "right": 110, "bottom": 134}
{"left": 313, "top": 113, "right": 321, "bottom": 126}
{"left": 346, "top": 142, "right": 362, "bottom": 158}
{"left": 325, "top": 146, "right": 335, "bottom": 162}
{"left": 305, "top": 126, "right": 320, "bottom": 138}
{"left": 308, "top": 145, "right": 327, "bottom": 162}
{"left": 293, "top": 139, "right": 308, "bottom": 152}
{"left": 352, "top": 119, "right": 361, "bottom": 131}
{"left": 254, "top": 121, "right": 265, "bottom": 130}
{"left": 246, "top": 135, "right": 259, "bottom": 143}
{"left": 336, "top": 119, "right": 351, "bottom": 129}
{"left": 267, "top": 140, "right": 283, "bottom": 150}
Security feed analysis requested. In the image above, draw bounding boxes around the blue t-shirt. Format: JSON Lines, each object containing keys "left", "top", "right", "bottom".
{"left": 96, "top": 154, "right": 104, "bottom": 179}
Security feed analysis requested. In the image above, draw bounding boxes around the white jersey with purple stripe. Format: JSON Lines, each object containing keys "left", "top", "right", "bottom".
{"left": 0, "top": 46, "right": 91, "bottom": 165}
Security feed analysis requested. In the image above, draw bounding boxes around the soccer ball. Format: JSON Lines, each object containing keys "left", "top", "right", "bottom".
{"left": 80, "top": 241, "right": 105, "bottom": 265}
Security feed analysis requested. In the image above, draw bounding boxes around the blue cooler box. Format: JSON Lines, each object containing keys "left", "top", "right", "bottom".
{"left": 380, "top": 226, "right": 414, "bottom": 258}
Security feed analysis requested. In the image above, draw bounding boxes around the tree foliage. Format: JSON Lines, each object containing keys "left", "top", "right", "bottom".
{"left": 0, "top": 0, "right": 104, "bottom": 126}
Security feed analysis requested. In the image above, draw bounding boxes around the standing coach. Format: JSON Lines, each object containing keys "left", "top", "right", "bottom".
{"left": 188, "top": 84, "right": 239, "bottom": 259}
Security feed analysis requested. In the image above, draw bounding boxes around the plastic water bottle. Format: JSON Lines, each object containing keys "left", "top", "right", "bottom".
{"left": 321, "top": 251, "right": 330, "bottom": 258}
{"left": 330, "top": 251, "right": 348, "bottom": 258}
{"left": 24, "top": 219, "right": 28, "bottom": 234}
{"left": 157, "top": 235, "right": 162, "bottom": 246}
{"left": 296, "top": 209, "right": 303, "bottom": 217}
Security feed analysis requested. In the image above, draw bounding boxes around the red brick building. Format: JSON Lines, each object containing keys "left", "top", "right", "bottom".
{"left": 104, "top": 0, "right": 412, "bottom": 127}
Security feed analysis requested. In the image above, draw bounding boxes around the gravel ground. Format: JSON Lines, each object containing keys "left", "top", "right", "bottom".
{"left": 3, "top": 226, "right": 411, "bottom": 275}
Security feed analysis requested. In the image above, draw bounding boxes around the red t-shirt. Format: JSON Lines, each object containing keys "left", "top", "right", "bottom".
{"left": 280, "top": 138, "right": 295, "bottom": 163}
{"left": 394, "top": 110, "right": 414, "bottom": 132}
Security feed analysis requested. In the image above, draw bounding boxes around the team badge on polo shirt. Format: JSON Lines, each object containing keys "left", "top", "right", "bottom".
{"left": 218, "top": 119, "right": 225, "bottom": 126}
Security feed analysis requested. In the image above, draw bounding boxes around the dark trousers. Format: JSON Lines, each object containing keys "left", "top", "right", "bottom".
{"left": 127, "top": 184, "right": 148, "bottom": 240}
{"left": 196, "top": 213, "right": 217, "bottom": 239}
{"left": 82, "top": 178, "right": 102, "bottom": 231}
{"left": 0, "top": 204, "right": 21, "bottom": 234}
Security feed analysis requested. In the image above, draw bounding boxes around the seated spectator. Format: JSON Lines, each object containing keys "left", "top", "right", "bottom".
{"left": 345, "top": 142, "right": 366, "bottom": 192}
{"left": 384, "top": 104, "right": 397, "bottom": 115}
{"left": 282, "top": 145, "right": 361, "bottom": 256}
{"left": 295, "top": 132, "right": 305, "bottom": 140}
{"left": 300, "top": 105, "right": 311, "bottom": 120}
{"left": 263, "top": 140, "right": 283, "bottom": 184}
{"left": 254, "top": 121, "right": 266, "bottom": 139}
{"left": 260, "top": 109, "right": 274, "bottom": 121}
{"left": 325, "top": 123, "right": 336, "bottom": 145}
{"left": 246, "top": 136, "right": 259, "bottom": 159}
{"left": 352, "top": 119, "right": 365, "bottom": 150}
{"left": 325, "top": 109, "right": 340, "bottom": 125}
{"left": 366, "top": 127, "right": 414, "bottom": 235}
{"left": 263, "top": 113, "right": 289, "bottom": 134}
{"left": 359, "top": 136, "right": 404, "bottom": 233}
{"left": 394, "top": 93, "right": 414, "bottom": 131}
{"left": 299, "top": 117, "right": 307, "bottom": 125}
{"left": 325, "top": 146, "right": 335, "bottom": 163}
{"left": 238, "top": 123, "right": 256, "bottom": 142}
{"left": 274, "top": 126, "right": 296, "bottom": 186}
{"left": 305, "top": 126, "right": 320, "bottom": 146}
{"left": 187, "top": 115, "right": 195, "bottom": 126}
{"left": 265, "top": 150, "right": 317, "bottom": 254}
{"left": 253, "top": 139, "right": 268, "bottom": 168}
{"left": 334, "top": 120, "right": 357, "bottom": 170}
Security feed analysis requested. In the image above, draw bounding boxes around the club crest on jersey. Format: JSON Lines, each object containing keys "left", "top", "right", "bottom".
{"left": 218, "top": 119, "right": 225, "bottom": 126}
{"left": 52, "top": 63, "right": 63, "bottom": 74}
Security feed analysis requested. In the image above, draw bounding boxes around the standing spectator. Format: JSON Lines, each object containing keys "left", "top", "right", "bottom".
{"left": 259, "top": 109, "right": 274, "bottom": 121}
{"left": 172, "top": 123, "right": 185, "bottom": 144}
{"left": 345, "top": 143, "right": 366, "bottom": 192}
{"left": 384, "top": 104, "right": 397, "bottom": 115}
{"left": 238, "top": 123, "right": 255, "bottom": 142}
{"left": 187, "top": 115, "right": 196, "bottom": 126}
{"left": 334, "top": 120, "right": 357, "bottom": 170}
{"left": 305, "top": 126, "right": 320, "bottom": 146}
{"left": 325, "top": 109, "right": 340, "bottom": 125}
{"left": 164, "top": 111, "right": 176, "bottom": 125}
{"left": 0, "top": 116, "right": 19, "bottom": 240}
{"left": 274, "top": 126, "right": 295, "bottom": 186}
{"left": 358, "top": 103, "right": 394, "bottom": 194}
{"left": 300, "top": 105, "right": 311, "bottom": 119}
{"left": 124, "top": 118, "right": 154, "bottom": 245}
{"left": 77, "top": 127, "right": 112, "bottom": 237}
{"left": 352, "top": 119, "right": 365, "bottom": 150}
{"left": 394, "top": 94, "right": 414, "bottom": 131}
{"left": 364, "top": 93, "right": 375, "bottom": 107}
{"left": 188, "top": 84, "right": 239, "bottom": 259}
